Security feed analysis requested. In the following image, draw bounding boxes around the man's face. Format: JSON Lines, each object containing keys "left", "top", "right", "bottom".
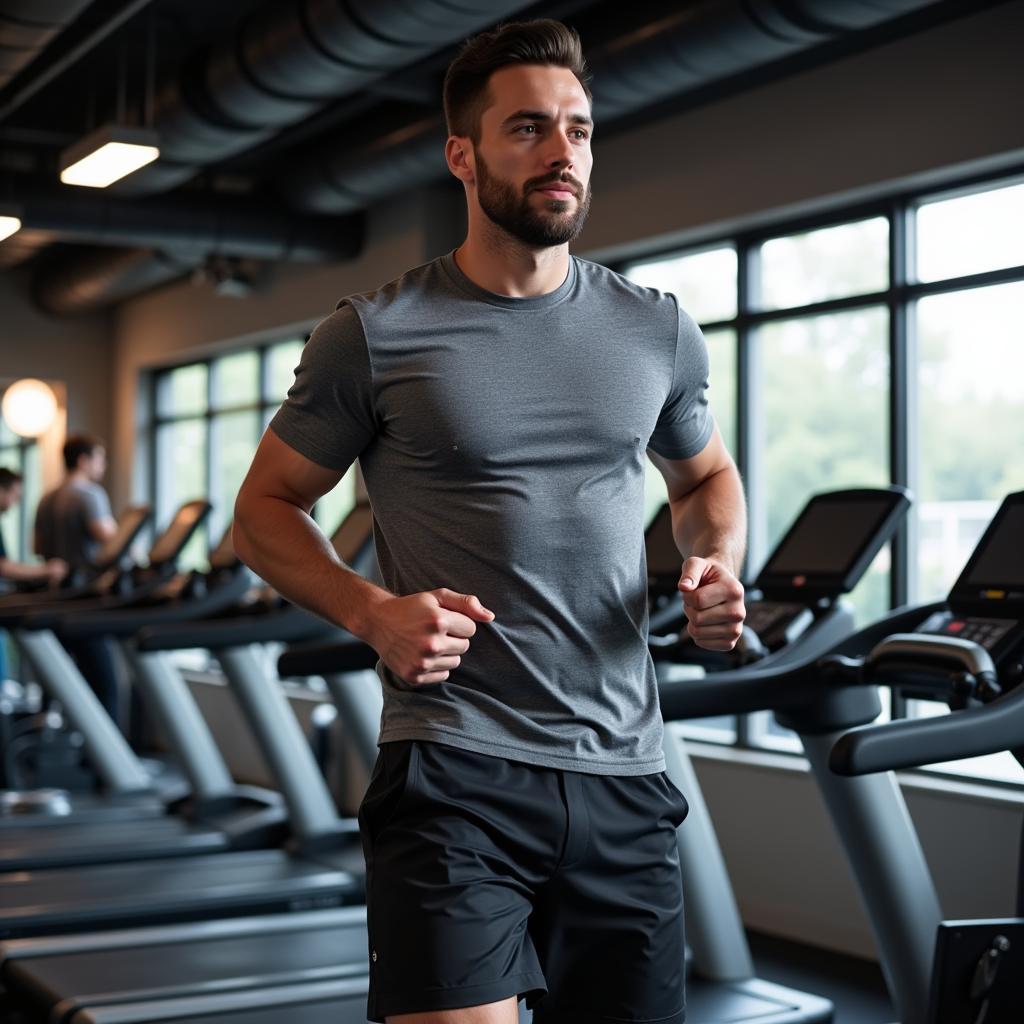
{"left": 0, "top": 482, "right": 21, "bottom": 513}
{"left": 469, "top": 64, "right": 593, "bottom": 248}
{"left": 82, "top": 447, "right": 106, "bottom": 482}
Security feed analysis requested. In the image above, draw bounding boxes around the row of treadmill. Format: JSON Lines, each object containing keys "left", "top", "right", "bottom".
{"left": 0, "top": 485, "right": 1021, "bottom": 1024}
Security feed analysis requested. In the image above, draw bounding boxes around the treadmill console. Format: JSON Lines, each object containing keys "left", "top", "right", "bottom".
{"left": 147, "top": 500, "right": 213, "bottom": 568}
{"left": 755, "top": 488, "right": 910, "bottom": 602}
{"left": 743, "top": 601, "right": 814, "bottom": 652}
{"left": 747, "top": 487, "right": 910, "bottom": 651}
{"left": 648, "top": 487, "right": 910, "bottom": 664}
{"left": 911, "top": 492, "right": 1024, "bottom": 688}
{"left": 91, "top": 504, "right": 151, "bottom": 573}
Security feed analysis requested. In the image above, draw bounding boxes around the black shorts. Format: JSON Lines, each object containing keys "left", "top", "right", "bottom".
{"left": 358, "top": 739, "right": 690, "bottom": 1023}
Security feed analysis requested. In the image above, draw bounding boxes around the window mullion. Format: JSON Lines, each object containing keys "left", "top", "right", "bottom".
{"left": 889, "top": 199, "right": 914, "bottom": 609}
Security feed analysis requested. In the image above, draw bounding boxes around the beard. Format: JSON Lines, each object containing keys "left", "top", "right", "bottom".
{"left": 475, "top": 153, "right": 591, "bottom": 248}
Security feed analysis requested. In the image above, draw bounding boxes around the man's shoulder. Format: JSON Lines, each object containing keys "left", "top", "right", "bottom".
{"left": 573, "top": 256, "right": 678, "bottom": 307}
{"left": 309, "top": 256, "right": 449, "bottom": 350}
{"left": 571, "top": 256, "right": 681, "bottom": 328}
{"left": 336, "top": 255, "right": 448, "bottom": 319}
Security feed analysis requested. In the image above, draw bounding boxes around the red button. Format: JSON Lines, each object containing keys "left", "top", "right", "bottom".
{"left": 948, "top": 620, "right": 965, "bottom": 633}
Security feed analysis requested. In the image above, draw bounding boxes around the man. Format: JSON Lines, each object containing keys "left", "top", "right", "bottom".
{"left": 0, "top": 468, "right": 67, "bottom": 588}
{"left": 35, "top": 433, "right": 117, "bottom": 574}
{"left": 234, "top": 19, "right": 746, "bottom": 1024}
{"left": 34, "top": 434, "right": 121, "bottom": 723}
{"left": 0, "top": 467, "right": 66, "bottom": 680}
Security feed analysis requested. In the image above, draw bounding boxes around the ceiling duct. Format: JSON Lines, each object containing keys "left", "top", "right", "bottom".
{"left": 588, "top": 0, "right": 939, "bottom": 120}
{"left": 0, "top": 0, "right": 94, "bottom": 90}
{"left": 32, "top": 245, "right": 201, "bottom": 315}
{"left": 279, "top": 0, "right": 939, "bottom": 214}
{"left": 6, "top": 178, "right": 362, "bottom": 260}
{"left": 112, "top": 0, "right": 535, "bottom": 195}
{"left": 35, "top": 0, "right": 944, "bottom": 312}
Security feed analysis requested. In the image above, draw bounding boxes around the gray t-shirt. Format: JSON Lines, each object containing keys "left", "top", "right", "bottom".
{"left": 35, "top": 479, "right": 113, "bottom": 570}
{"left": 271, "top": 252, "right": 713, "bottom": 775}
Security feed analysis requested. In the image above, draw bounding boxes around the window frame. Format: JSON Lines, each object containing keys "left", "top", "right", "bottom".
{"left": 618, "top": 164, "right": 1024, "bottom": 784}
{"left": 147, "top": 335, "right": 354, "bottom": 559}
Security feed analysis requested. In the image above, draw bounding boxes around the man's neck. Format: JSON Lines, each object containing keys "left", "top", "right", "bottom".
{"left": 68, "top": 469, "right": 90, "bottom": 485}
{"left": 455, "top": 226, "right": 570, "bottom": 298}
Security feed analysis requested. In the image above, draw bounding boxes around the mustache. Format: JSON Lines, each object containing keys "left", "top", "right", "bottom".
{"left": 526, "top": 174, "right": 585, "bottom": 198}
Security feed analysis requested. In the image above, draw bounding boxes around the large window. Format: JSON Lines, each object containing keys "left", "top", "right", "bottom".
{"left": 623, "top": 172, "right": 1024, "bottom": 785}
{"left": 149, "top": 338, "right": 356, "bottom": 570}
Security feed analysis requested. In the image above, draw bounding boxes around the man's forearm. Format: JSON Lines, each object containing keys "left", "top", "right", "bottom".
{"left": 232, "top": 495, "right": 391, "bottom": 642}
{"left": 0, "top": 559, "right": 46, "bottom": 583}
{"left": 667, "top": 464, "right": 747, "bottom": 576}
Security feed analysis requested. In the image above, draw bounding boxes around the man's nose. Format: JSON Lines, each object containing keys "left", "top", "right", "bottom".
{"left": 545, "top": 133, "right": 575, "bottom": 169}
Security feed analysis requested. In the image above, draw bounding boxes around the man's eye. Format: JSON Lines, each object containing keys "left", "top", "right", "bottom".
{"left": 570, "top": 129, "right": 589, "bottom": 141}
{"left": 516, "top": 124, "right": 537, "bottom": 134}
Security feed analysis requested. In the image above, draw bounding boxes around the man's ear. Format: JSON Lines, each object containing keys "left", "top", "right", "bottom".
{"left": 445, "top": 136, "right": 475, "bottom": 187}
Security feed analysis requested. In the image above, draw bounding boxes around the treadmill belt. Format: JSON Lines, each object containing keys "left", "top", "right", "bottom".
{"left": 0, "top": 817, "right": 227, "bottom": 871}
{"left": 71, "top": 977, "right": 371, "bottom": 1024}
{"left": 0, "top": 850, "right": 358, "bottom": 938}
{"left": 5, "top": 916, "right": 368, "bottom": 1012}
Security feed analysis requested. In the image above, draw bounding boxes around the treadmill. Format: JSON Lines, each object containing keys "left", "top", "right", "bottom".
{"left": 0, "top": 507, "right": 378, "bottom": 940}
{"left": 0, "top": 503, "right": 151, "bottom": 611}
{"left": 0, "top": 525, "right": 290, "bottom": 872}
{"left": 651, "top": 491, "right": 1024, "bottom": 1023}
{"left": 650, "top": 487, "right": 908, "bottom": 1024}
{"left": 0, "top": 501, "right": 223, "bottom": 829}
{"left": 0, "top": 493, "right": 912, "bottom": 1024}
{"left": 0, "top": 503, "right": 152, "bottom": 795}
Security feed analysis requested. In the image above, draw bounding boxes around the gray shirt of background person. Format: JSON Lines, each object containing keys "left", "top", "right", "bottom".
{"left": 35, "top": 478, "right": 114, "bottom": 571}
{"left": 271, "top": 252, "right": 714, "bottom": 776}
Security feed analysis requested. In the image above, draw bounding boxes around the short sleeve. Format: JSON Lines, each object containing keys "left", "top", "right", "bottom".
{"left": 81, "top": 484, "right": 112, "bottom": 523}
{"left": 648, "top": 298, "right": 714, "bottom": 460}
{"left": 269, "top": 302, "right": 378, "bottom": 471}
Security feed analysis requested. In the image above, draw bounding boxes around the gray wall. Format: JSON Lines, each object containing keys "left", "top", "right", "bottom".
{"left": 0, "top": 271, "right": 113, "bottom": 490}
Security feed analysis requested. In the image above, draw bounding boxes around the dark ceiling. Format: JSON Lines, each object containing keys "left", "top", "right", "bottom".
{"left": 0, "top": 0, "right": 1000, "bottom": 315}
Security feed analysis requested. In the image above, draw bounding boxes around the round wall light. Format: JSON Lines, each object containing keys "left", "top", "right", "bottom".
{"left": 1, "top": 378, "right": 59, "bottom": 438}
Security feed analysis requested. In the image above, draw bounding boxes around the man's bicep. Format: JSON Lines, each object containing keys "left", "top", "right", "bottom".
{"left": 237, "top": 428, "right": 347, "bottom": 515}
{"left": 87, "top": 517, "right": 117, "bottom": 542}
{"left": 649, "top": 425, "right": 734, "bottom": 502}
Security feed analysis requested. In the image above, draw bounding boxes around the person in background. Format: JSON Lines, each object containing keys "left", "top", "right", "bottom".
{"left": 35, "top": 434, "right": 117, "bottom": 573}
{"left": 0, "top": 467, "right": 67, "bottom": 680}
{"left": 34, "top": 435, "right": 122, "bottom": 725}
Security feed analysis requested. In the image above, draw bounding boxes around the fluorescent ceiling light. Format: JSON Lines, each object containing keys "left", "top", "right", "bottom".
{"left": 0, "top": 216, "right": 20, "bottom": 242}
{"left": 59, "top": 125, "right": 160, "bottom": 188}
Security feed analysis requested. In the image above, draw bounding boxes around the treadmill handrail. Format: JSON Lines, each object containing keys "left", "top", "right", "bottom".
{"left": 277, "top": 637, "right": 378, "bottom": 677}
{"left": 864, "top": 633, "right": 997, "bottom": 688}
{"left": 55, "top": 568, "right": 252, "bottom": 639}
{"left": 135, "top": 604, "right": 341, "bottom": 652}
{"left": 655, "top": 603, "right": 946, "bottom": 722}
{"left": 830, "top": 681, "right": 1024, "bottom": 776}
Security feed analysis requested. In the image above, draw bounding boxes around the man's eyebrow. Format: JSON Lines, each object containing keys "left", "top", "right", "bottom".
{"left": 501, "top": 109, "right": 594, "bottom": 128}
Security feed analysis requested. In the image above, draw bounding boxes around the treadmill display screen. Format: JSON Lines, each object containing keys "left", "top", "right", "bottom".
{"left": 761, "top": 498, "right": 894, "bottom": 577}
{"left": 94, "top": 505, "right": 150, "bottom": 568}
{"left": 148, "top": 501, "right": 208, "bottom": 566}
{"left": 964, "top": 504, "right": 1024, "bottom": 587}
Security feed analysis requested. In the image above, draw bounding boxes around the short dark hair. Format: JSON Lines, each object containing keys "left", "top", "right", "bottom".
{"left": 443, "top": 19, "right": 592, "bottom": 142}
{"left": 63, "top": 433, "right": 104, "bottom": 471}
{"left": 0, "top": 466, "right": 22, "bottom": 491}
